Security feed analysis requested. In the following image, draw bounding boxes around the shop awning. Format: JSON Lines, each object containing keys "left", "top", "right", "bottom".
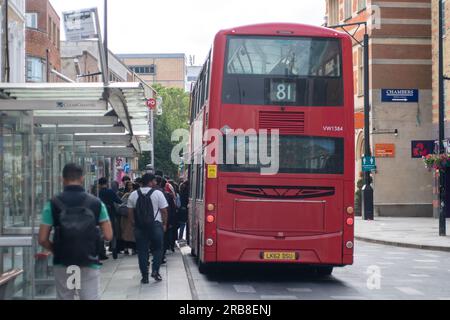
{"left": 0, "top": 82, "right": 155, "bottom": 155}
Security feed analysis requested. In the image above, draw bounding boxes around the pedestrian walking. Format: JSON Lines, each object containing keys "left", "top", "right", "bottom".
{"left": 127, "top": 174, "right": 168, "bottom": 283}
{"left": 38, "top": 163, "right": 113, "bottom": 300}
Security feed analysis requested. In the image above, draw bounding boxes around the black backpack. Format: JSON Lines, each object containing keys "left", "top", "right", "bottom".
{"left": 135, "top": 189, "right": 159, "bottom": 230}
{"left": 51, "top": 196, "right": 101, "bottom": 267}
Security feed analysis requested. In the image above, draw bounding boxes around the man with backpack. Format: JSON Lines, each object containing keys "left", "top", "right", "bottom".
{"left": 127, "top": 173, "right": 168, "bottom": 283}
{"left": 38, "top": 164, "right": 113, "bottom": 300}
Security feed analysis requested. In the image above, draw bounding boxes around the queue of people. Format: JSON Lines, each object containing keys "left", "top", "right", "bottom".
{"left": 96, "top": 173, "right": 188, "bottom": 263}
{"left": 38, "top": 163, "right": 190, "bottom": 300}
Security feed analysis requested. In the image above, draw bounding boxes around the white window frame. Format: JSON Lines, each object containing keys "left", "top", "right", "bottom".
{"left": 345, "top": 0, "right": 353, "bottom": 20}
{"left": 26, "top": 56, "right": 46, "bottom": 82}
{"left": 442, "top": 0, "right": 447, "bottom": 38}
{"left": 358, "top": 0, "right": 366, "bottom": 11}
{"left": 26, "top": 13, "right": 38, "bottom": 29}
{"left": 328, "top": 0, "right": 340, "bottom": 26}
{"left": 358, "top": 47, "right": 364, "bottom": 96}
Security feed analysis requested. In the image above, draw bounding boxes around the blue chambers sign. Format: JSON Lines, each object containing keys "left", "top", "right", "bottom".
{"left": 382, "top": 89, "right": 419, "bottom": 103}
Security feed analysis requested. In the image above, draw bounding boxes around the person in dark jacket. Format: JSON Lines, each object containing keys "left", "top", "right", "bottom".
{"left": 156, "top": 177, "right": 177, "bottom": 262}
{"left": 98, "top": 178, "right": 123, "bottom": 258}
{"left": 178, "top": 180, "right": 189, "bottom": 241}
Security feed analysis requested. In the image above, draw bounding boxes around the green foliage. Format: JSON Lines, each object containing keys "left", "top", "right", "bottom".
{"left": 139, "top": 84, "right": 190, "bottom": 178}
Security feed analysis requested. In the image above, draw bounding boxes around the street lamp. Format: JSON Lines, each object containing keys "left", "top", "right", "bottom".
{"left": 104, "top": 0, "right": 109, "bottom": 82}
{"left": 438, "top": 0, "right": 447, "bottom": 236}
{"left": 328, "top": 22, "right": 374, "bottom": 220}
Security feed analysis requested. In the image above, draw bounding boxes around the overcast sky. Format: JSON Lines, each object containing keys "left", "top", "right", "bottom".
{"left": 51, "top": 0, "right": 326, "bottom": 64}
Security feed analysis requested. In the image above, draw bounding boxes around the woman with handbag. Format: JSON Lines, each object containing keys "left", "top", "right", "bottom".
{"left": 119, "top": 181, "right": 138, "bottom": 255}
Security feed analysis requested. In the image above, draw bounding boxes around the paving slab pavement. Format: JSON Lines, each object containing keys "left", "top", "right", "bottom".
{"left": 355, "top": 217, "right": 450, "bottom": 252}
{"left": 101, "top": 247, "right": 192, "bottom": 300}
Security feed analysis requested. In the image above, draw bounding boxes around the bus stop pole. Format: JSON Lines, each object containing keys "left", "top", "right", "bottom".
{"left": 438, "top": 0, "right": 447, "bottom": 236}
{"left": 362, "top": 32, "right": 374, "bottom": 221}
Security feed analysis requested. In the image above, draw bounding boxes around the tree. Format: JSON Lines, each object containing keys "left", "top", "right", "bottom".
{"left": 139, "top": 84, "right": 190, "bottom": 178}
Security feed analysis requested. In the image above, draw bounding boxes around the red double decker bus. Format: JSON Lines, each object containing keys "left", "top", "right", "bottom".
{"left": 188, "top": 23, "right": 355, "bottom": 275}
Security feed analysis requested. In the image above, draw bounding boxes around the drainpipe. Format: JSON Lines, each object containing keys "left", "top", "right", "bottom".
{"left": 46, "top": 49, "right": 50, "bottom": 82}
{"left": 438, "top": 0, "right": 447, "bottom": 236}
{"left": 3, "top": 0, "right": 10, "bottom": 82}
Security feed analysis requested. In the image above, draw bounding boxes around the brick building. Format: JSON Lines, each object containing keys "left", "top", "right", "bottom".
{"left": 431, "top": 1, "right": 450, "bottom": 217}
{"left": 25, "top": 0, "right": 60, "bottom": 82}
{"left": 117, "top": 53, "right": 186, "bottom": 89}
{"left": 61, "top": 50, "right": 100, "bottom": 83}
{"left": 432, "top": 2, "right": 450, "bottom": 128}
{"left": 325, "top": 0, "right": 434, "bottom": 217}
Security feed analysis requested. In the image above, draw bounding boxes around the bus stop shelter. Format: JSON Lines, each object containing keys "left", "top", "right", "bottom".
{"left": 0, "top": 82, "right": 156, "bottom": 299}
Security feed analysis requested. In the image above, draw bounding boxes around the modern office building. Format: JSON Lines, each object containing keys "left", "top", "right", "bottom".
{"left": 118, "top": 53, "right": 186, "bottom": 89}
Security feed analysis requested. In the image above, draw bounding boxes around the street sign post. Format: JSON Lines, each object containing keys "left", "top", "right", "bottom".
{"left": 146, "top": 98, "right": 156, "bottom": 110}
{"left": 362, "top": 156, "right": 376, "bottom": 172}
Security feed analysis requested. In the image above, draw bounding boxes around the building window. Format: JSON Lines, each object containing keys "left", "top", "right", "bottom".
{"left": 53, "top": 22, "right": 57, "bottom": 46}
{"left": 25, "top": 13, "right": 38, "bottom": 29}
{"left": 442, "top": 0, "right": 447, "bottom": 38}
{"left": 26, "top": 56, "right": 46, "bottom": 82}
{"left": 358, "top": 47, "right": 364, "bottom": 96}
{"left": 345, "top": 0, "right": 352, "bottom": 20}
{"left": 109, "top": 72, "right": 122, "bottom": 82}
{"left": 358, "top": 0, "right": 366, "bottom": 11}
{"left": 328, "top": 0, "right": 339, "bottom": 25}
{"left": 48, "top": 17, "right": 52, "bottom": 40}
{"left": 130, "top": 65, "right": 156, "bottom": 75}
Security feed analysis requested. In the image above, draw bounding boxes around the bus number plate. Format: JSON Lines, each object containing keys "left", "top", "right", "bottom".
{"left": 270, "top": 80, "right": 296, "bottom": 103}
{"left": 263, "top": 252, "right": 297, "bottom": 261}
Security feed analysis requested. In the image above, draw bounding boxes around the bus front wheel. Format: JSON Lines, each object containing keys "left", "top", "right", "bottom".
{"left": 316, "top": 266, "right": 333, "bottom": 276}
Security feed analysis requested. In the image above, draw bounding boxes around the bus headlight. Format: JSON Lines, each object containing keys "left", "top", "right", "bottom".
{"left": 347, "top": 207, "right": 354, "bottom": 215}
{"left": 346, "top": 241, "right": 354, "bottom": 249}
{"left": 206, "top": 238, "right": 214, "bottom": 247}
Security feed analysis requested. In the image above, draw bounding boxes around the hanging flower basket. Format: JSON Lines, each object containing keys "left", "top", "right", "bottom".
{"left": 423, "top": 154, "right": 450, "bottom": 171}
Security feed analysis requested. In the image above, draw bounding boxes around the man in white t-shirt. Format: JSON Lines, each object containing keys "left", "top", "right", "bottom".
{"left": 128, "top": 174, "right": 168, "bottom": 283}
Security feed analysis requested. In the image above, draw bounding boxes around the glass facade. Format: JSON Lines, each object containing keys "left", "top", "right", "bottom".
{"left": 0, "top": 112, "right": 119, "bottom": 299}
{"left": 0, "top": 111, "right": 34, "bottom": 299}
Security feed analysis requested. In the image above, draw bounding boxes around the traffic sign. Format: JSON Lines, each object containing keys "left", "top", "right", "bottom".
{"left": 123, "top": 163, "right": 130, "bottom": 174}
{"left": 63, "top": 8, "right": 98, "bottom": 41}
{"left": 146, "top": 98, "right": 156, "bottom": 110}
{"left": 362, "top": 156, "right": 376, "bottom": 172}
